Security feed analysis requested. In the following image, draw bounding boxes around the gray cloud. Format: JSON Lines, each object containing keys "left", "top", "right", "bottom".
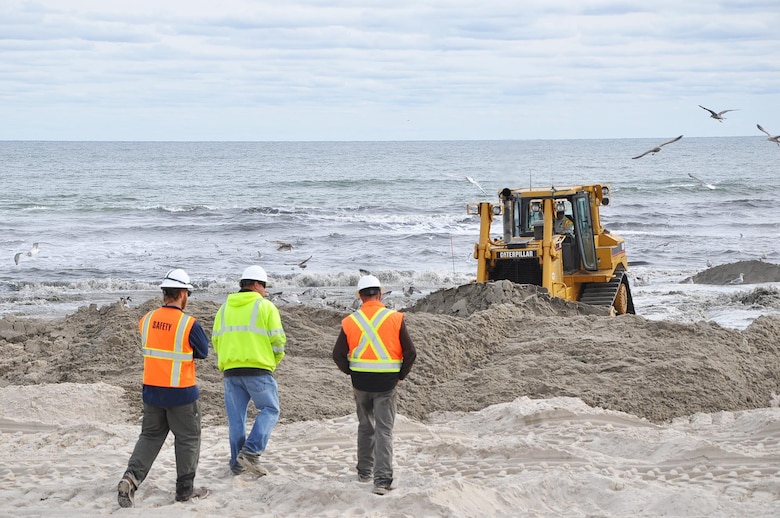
{"left": 1, "top": 0, "right": 778, "bottom": 140}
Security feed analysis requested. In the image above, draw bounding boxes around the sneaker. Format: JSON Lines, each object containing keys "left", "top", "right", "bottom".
{"left": 236, "top": 451, "right": 269, "bottom": 476}
{"left": 175, "top": 487, "right": 209, "bottom": 502}
{"left": 357, "top": 473, "right": 372, "bottom": 483}
{"left": 230, "top": 464, "right": 246, "bottom": 476}
{"left": 117, "top": 477, "right": 136, "bottom": 508}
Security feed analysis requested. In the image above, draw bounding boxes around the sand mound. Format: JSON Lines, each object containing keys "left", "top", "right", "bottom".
{"left": 692, "top": 259, "right": 780, "bottom": 285}
{"left": 2, "top": 273, "right": 780, "bottom": 425}
{"left": 406, "top": 280, "right": 610, "bottom": 317}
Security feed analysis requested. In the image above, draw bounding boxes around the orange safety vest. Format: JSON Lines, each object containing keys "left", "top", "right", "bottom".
{"left": 139, "top": 307, "right": 196, "bottom": 388}
{"left": 342, "top": 300, "right": 404, "bottom": 373}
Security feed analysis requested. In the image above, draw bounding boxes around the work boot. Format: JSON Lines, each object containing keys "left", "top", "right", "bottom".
{"left": 117, "top": 476, "right": 136, "bottom": 508}
{"left": 236, "top": 451, "right": 269, "bottom": 476}
{"left": 372, "top": 478, "right": 393, "bottom": 495}
{"left": 372, "top": 484, "right": 392, "bottom": 495}
{"left": 175, "top": 487, "right": 209, "bottom": 502}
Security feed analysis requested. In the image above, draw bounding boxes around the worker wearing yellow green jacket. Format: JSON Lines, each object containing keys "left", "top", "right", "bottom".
{"left": 212, "top": 265, "right": 286, "bottom": 476}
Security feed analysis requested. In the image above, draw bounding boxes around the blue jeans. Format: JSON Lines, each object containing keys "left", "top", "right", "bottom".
{"left": 223, "top": 374, "right": 280, "bottom": 471}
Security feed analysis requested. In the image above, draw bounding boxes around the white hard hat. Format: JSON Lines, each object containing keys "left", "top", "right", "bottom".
{"left": 241, "top": 265, "right": 268, "bottom": 283}
{"left": 160, "top": 268, "right": 194, "bottom": 289}
{"left": 357, "top": 275, "right": 382, "bottom": 291}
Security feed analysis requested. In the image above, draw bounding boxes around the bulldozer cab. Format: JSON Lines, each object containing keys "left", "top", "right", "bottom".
{"left": 504, "top": 191, "right": 597, "bottom": 273}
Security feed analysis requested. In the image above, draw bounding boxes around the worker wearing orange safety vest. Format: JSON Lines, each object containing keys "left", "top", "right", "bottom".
{"left": 140, "top": 305, "right": 196, "bottom": 388}
{"left": 332, "top": 275, "right": 416, "bottom": 496}
{"left": 117, "top": 269, "right": 209, "bottom": 508}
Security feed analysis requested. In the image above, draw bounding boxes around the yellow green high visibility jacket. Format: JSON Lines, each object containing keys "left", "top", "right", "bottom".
{"left": 212, "top": 291, "right": 286, "bottom": 372}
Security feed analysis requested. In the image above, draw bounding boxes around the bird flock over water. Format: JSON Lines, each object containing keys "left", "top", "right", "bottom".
{"left": 628, "top": 104, "right": 775, "bottom": 283}
{"left": 630, "top": 104, "right": 779, "bottom": 161}
{"left": 454, "top": 103, "right": 778, "bottom": 201}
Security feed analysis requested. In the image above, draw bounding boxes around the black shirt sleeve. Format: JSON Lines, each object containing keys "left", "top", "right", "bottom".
{"left": 398, "top": 320, "right": 416, "bottom": 380}
{"left": 189, "top": 320, "right": 209, "bottom": 359}
{"left": 332, "top": 328, "right": 352, "bottom": 375}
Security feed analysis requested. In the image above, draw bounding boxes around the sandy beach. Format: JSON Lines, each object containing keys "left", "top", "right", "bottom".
{"left": 2, "top": 261, "right": 780, "bottom": 516}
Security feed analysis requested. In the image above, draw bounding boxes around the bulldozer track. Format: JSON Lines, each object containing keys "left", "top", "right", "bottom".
{"left": 578, "top": 268, "right": 634, "bottom": 314}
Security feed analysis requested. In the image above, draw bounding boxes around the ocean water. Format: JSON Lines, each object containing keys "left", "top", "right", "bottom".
{"left": 2, "top": 138, "right": 779, "bottom": 327}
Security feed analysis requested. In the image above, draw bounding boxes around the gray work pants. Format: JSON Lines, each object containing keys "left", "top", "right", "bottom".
{"left": 353, "top": 388, "right": 396, "bottom": 486}
{"left": 123, "top": 400, "right": 201, "bottom": 495}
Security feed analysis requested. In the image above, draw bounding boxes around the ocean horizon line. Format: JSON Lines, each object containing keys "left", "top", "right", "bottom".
{"left": 0, "top": 135, "right": 761, "bottom": 144}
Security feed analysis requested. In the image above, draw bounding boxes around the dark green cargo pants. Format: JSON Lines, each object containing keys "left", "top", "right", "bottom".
{"left": 123, "top": 400, "right": 201, "bottom": 497}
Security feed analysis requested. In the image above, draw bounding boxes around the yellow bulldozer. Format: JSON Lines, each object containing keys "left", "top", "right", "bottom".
{"left": 467, "top": 184, "right": 635, "bottom": 315}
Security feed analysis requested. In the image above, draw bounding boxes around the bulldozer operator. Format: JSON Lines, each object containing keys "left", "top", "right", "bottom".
{"left": 554, "top": 208, "right": 574, "bottom": 235}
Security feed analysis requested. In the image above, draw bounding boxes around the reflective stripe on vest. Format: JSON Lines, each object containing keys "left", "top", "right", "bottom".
{"left": 140, "top": 309, "right": 194, "bottom": 387}
{"left": 212, "top": 298, "right": 285, "bottom": 353}
{"left": 348, "top": 307, "right": 403, "bottom": 372}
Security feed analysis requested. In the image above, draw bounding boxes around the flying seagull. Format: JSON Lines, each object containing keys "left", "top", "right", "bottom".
{"left": 443, "top": 173, "right": 488, "bottom": 195}
{"left": 297, "top": 255, "right": 312, "bottom": 269}
{"left": 27, "top": 242, "right": 40, "bottom": 256}
{"left": 465, "top": 176, "right": 487, "bottom": 195}
{"left": 403, "top": 286, "right": 421, "bottom": 297}
{"left": 14, "top": 252, "right": 22, "bottom": 265}
{"left": 272, "top": 240, "right": 293, "bottom": 251}
{"left": 631, "top": 135, "right": 683, "bottom": 160}
{"left": 698, "top": 105, "right": 738, "bottom": 122}
{"left": 757, "top": 124, "right": 780, "bottom": 146}
{"left": 688, "top": 173, "right": 716, "bottom": 190}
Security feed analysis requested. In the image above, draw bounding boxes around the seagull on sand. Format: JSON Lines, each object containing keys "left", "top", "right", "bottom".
{"left": 728, "top": 272, "right": 744, "bottom": 285}
{"left": 757, "top": 124, "right": 780, "bottom": 146}
{"left": 27, "top": 242, "right": 40, "bottom": 257}
{"left": 698, "top": 105, "right": 738, "bottom": 122}
{"left": 631, "top": 135, "right": 683, "bottom": 159}
{"left": 688, "top": 173, "right": 716, "bottom": 190}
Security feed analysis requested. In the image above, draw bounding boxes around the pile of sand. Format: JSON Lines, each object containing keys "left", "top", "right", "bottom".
{"left": 691, "top": 259, "right": 780, "bottom": 285}
{"left": 405, "top": 280, "right": 610, "bottom": 317}
{"left": 2, "top": 263, "right": 780, "bottom": 427}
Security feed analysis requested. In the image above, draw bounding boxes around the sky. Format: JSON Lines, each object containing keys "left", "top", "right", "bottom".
{"left": 1, "top": 0, "right": 779, "bottom": 141}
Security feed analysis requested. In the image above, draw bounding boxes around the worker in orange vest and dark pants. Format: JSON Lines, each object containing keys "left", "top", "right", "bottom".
{"left": 117, "top": 269, "right": 209, "bottom": 508}
{"left": 332, "top": 275, "right": 416, "bottom": 495}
